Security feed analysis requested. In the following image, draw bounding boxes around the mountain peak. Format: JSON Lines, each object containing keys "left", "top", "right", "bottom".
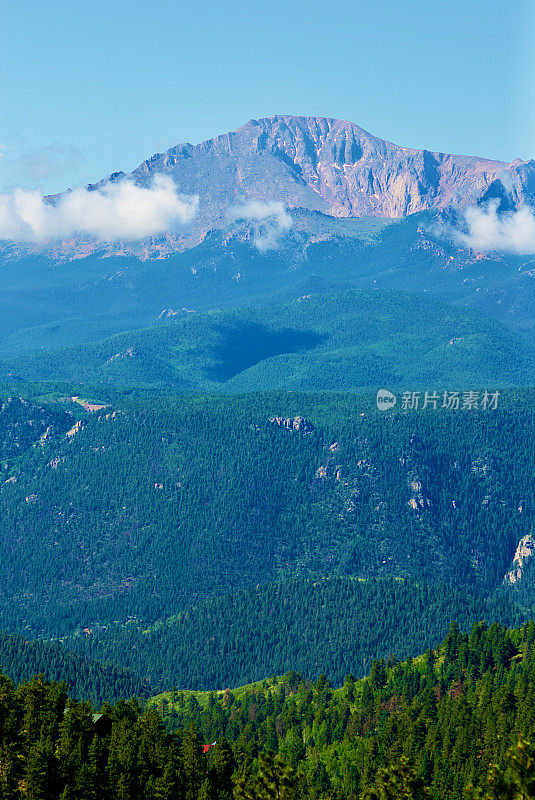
{"left": 12, "top": 115, "right": 532, "bottom": 262}
{"left": 241, "top": 113, "right": 384, "bottom": 138}
{"left": 130, "top": 113, "right": 524, "bottom": 229}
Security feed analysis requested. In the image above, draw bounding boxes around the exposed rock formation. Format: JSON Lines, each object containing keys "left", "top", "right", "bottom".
{"left": 269, "top": 415, "right": 314, "bottom": 433}
{"left": 504, "top": 534, "right": 535, "bottom": 585}
{"left": 133, "top": 116, "right": 529, "bottom": 223}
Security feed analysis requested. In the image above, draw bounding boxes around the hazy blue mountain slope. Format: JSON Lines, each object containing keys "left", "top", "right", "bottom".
{"left": 4, "top": 288, "right": 535, "bottom": 390}
{"left": 0, "top": 217, "right": 383, "bottom": 355}
{"left": 2, "top": 211, "right": 535, "bottom": 369}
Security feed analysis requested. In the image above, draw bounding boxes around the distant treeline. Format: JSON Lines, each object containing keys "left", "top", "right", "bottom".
{"left": 0, "top": 628, "right": 149, "bottom": 706}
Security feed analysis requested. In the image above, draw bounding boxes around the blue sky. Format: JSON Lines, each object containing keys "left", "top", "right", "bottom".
{"left": 1, "top": 0, "right": 533, "bottom": 194}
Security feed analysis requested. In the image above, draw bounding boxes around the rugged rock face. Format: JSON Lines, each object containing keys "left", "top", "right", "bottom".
{"left": 504, "top": 534, "right": 535, "bottom": 585}
{"left": 9, "top": 115, "right": 534, "bottom": 262}
{"left": 133, "top": 116, "right": 531, "bottom": 223}
{"left": 269, "top": 415, "right": 314, "bottom": 433}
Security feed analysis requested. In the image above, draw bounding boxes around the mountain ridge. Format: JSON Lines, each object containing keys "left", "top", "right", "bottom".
{"left": 6, "top": 115, "right": 534, "bottom": 263}
{"left": 130, "top": 114, "right": 531, "bottom": 222}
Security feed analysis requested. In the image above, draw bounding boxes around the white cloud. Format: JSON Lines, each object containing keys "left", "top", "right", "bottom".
{"left": 228, "top": 200, "right": 292, "bottom": 250}
{"left": 457, "top": 200, "right": 535, "bottom": 254}
{"left": 0, "top": 175, "right": 199, "bottom": 242}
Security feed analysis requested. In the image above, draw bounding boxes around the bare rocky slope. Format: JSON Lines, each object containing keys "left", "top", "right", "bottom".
{"left": 7, "top": 115, "right": 535, "bottom": 262}
{"left": 129, "top": 115, "right": 532, "bottom": 222}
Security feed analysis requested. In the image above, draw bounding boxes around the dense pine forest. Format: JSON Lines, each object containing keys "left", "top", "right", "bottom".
{"left": 1, "top": 387, "right": 535, "bottom": 640}
{"left": 2, "top": 385, "right": 535, "bottom": 797}
{"left": 1, "top": 621, "right": 535, "bottom": 799}
{"left": 153, "top": 619, "right": 535, "bottom": 798}
{"left": 70, "top": 576, "right": 523, "bottom": 690}
{"left": 0, "top": 628, "right": 150, "bottom": 706}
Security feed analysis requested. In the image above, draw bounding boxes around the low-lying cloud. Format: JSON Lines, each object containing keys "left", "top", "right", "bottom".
{"left": 0, "top": 175, "right": 198, "bottom": 242}
{"left": 228, "top": 200, "right": 292, "bottom": 250}
{"left": 457, "top": 200, "right": 535, "bottom": 254}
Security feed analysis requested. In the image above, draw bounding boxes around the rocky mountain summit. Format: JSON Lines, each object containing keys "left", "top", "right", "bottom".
{"left": 132, "top": 115, "right": 533, "bottom": 224}
{"left": 3, "top": 117, "right": 535, "bottom": 377}
{"left": 10, "top": 116, "right": 534, "bottom": 262}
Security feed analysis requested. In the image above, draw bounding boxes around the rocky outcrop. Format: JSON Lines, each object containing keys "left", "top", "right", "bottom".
{"left": 66, "top": 420, "right": 84, "bottom": 439}
{"left": 0, "top": 397, "right": 74, "bottom": 464}
{"left": 407, "top": 478, "right": 432, "bottom": 510}
{"left": 106, "top": 348, "right": 137, "bottom": 363}
{"left": 504, "top": 534, "right": 535, "bottom": 585}
{"left": 269, "top": 416, "right": 314, "bottom": 434}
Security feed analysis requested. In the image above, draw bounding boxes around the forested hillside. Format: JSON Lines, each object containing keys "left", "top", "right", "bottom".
{"left": 5, "top": 288, "right": 535, "bottom": 390}
{"left": 0, "top": 388, "right": 534, "bottom": 639}
{"left": 70, "top": 577, "right": 523, "bottom": 690}
{"left": 2, "top": 621, "right": 535, "bottom": 798}
{"left": 0, "top": 628, "right": 148, "bottom": 705}
{"left": 152, "top": 620, "right": 535, "bottom": 799}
